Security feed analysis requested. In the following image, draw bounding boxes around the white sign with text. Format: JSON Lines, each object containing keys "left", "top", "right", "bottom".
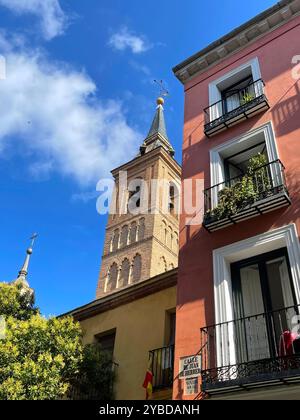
{"left": 179, "top": 355, "right": 202, "bottom": 379}
{"left": 184, "top": 377, "right": 199, "bottom": 396}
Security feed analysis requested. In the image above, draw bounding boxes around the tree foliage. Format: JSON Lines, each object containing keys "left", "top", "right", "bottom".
{"left": 0, "top": 282, "right": 82, "bottom": 400}
{"left": 0, "top": 281, "right": 38, "bottom": 321}
{"left": 0, "top": 282, "right": 116, "bottom": 400}
{"left": 69, "top": 344, "right": 116, "bottom": 400}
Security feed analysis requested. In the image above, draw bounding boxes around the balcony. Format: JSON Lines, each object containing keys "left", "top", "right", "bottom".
{"left": 204, "top": 79, "right": 269, "bottom": 138}
{"left": 149, "top": 345, "right": 175, "bottom": 391}
{"left": 203, "top": 160, "right": 291, "bottom": 233}
{"left": 201, "top": 305, "right": 300, "bottom": 396}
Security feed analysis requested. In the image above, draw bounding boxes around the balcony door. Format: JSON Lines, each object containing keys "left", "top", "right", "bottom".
{"left": 231, "top": 248, "right": 297, "bottom": 363}
{"left": 222, "top": 75, "right": 254, "bottom": 114}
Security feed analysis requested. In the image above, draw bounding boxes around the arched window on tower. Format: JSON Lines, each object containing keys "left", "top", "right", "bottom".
{"left": 128, "top": 178, "right": 143, "bottom": 214}
{"left": 174, "top": 232, "right": 179, "bottom": 252}
{"left": 107, "top": 262, "right": 118, "bottom": 292}
{"left": 130, "top": 222, "right": 137, "bottom": 244}
{"left": 138, "top": 218, "right": 145, "bottom": 241}
{"left": 132, "top": 254, "right": 142, "bottom": 283}
{"left": 169, "top": 182, "right": 180, "bottom": 217}
{"left": 120, "top": 225, "right": 129, "bottom": 248}
{"left": 112, "top": 230, "right": 119, "bottom": 252}
{"left": 109, "top": 236, "right": 114, "bottom": 253}
{"left": 119, "top": 258, "right": 130, "bottom": 288}
{"left": 160, "top": 256, "right": 167, "bottom": 272}
{"left": 167, "top": 226, "right": 173, "bottom": 249}
{"left": 165, "top": 227, "right": 169, "bottom": 246}
{"left": 162, "top": 220, "right": 167, "bottom": 244}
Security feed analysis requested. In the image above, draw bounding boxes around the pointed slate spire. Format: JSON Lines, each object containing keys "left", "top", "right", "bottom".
{"left": 147, "top": 98, "right": 169, "bottom": 140}
{"left": 139, "top": 98, "right": 175, "bottom": 157}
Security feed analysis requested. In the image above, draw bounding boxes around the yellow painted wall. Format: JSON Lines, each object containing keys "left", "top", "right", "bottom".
{"left": 80, "top": 285, "right": 176, "bottom": 400}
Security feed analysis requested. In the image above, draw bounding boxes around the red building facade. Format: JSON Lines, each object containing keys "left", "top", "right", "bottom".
{"left": 173, "top": 0, "right": 300, "bottom": 400}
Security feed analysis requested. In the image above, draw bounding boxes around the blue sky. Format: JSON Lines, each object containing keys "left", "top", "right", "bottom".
{"left": 0, "top": 0, "right": 277, "bottom": 316}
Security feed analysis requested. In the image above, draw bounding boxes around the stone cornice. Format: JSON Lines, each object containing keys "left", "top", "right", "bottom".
{"left": 173, "top": 0, "right": 300, "bottom": 84}
{"left": 111, "top": 145, "right": 181, "bottom": 178}
{"left": 102, "top": 235, "right": 153, "bottom": 259}
{"left": 102, "top": 228, "right": 178, "bottom": 260}
{"left": 105, "top": 204, "right": 179, "bottom": 233}
{"left": 60, "top": 268, "right": 178, "bottom": 321}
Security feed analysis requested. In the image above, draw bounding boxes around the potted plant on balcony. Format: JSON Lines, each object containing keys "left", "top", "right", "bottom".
{"left": 204, "top": 153, "right": 270, "bottom": 223}
{"left": 240, "top": 92, "right": 255, "bottom": 106}
{"left": 247, "top": 153, "right": 272, "bottom": 197}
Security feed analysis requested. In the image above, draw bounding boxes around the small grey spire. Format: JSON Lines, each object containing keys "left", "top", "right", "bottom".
{"left": 147, "top": 98, "right": 169, "bottom": 140}
{"left": 14, "top": 234, "right": 38, "bottom": 290}
{"left": 139, "top": 98, "right": 175, "bottom": 157}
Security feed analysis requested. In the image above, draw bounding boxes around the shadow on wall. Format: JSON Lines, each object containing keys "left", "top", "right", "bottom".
{"left": 285, "top": 165, "right": 300, "bottom": 222}
{"left": 272, "top": 81, "right": 300, "bottom": 136}
{"left": 181, "top": 80, "right": 300, "bottom": 183}
{"left": 176, "top": 178, "right": 300, "bottom": 313}
{"left": 173, "top": 165, "right": 300, "bottom": 398}
{"left": 182, "top": 112, "right": 266, "bottom": 181}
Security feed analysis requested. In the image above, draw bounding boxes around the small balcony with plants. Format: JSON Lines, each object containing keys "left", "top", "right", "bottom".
{"left": 203, "top": 154, "right": 291, "bottom": 233}
{"left": 204, "top": 79, "right": 269, "bottom": 138}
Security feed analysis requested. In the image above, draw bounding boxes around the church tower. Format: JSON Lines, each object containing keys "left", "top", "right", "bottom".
{"left": 96, "top": 98, "right": 181, "bottom": 298}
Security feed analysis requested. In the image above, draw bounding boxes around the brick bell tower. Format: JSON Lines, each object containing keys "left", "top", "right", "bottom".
{"left": 96, "top": 97, "right": 181, "bottom": 298}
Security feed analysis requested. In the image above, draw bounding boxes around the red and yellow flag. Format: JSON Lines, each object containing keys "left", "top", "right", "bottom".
{"left": 143, "top": 369, "right": 153, "bottom": 400}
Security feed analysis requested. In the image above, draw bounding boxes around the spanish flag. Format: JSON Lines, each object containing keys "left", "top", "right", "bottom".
{"left": 143, "top": 369, "right": 153, "bottom": 400}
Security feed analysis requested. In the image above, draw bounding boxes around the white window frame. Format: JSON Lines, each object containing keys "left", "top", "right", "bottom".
{"left": 213, "top": 224, "right": 300, "bottom": 368}
{"left": 209, "top": 121, "right": 280, "bottom": 208}
{"left": 208, "top": 57, "right": 262, "bottom": 122}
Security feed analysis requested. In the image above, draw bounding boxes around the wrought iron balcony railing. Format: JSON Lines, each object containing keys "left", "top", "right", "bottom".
{"left": 149, "top": 345, "right": 175, "bottom": 391}
{"left": 200, "top": 305, "right": 300, "bottom": 395}
{"left": 204, "top": 79, "right": 269, "bottom": 137}
{"left": 203, "top": 159, "right": 291, "bottom": 232}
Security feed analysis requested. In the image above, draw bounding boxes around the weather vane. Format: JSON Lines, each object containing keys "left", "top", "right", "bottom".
{"left": 153, "top": 80, "right": 169, "bottom": 98}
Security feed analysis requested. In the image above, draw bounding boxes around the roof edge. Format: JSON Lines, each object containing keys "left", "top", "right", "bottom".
{"left": 173, "top": 0, "right": 299, "bottom": 83}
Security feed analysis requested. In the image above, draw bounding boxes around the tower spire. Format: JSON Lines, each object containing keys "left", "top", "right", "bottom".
{"left": 14, "top": 233, "right": 38, "bottom": 288}
{"left": 139, "top": 96, "right": 175, "bottom": 157}
{"left": 146, "top": 97, "right": 169, "bottom": 140}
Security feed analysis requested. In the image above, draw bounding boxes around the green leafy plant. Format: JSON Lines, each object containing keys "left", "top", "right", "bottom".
{"left": 247, "top": 153, "right": 271, "bottom": 194}
{"left": 0, "top": 282, "right": 116, "bottom": 400}
{"left": 0, "top": 292, "right": 83, "bottom": 400}
{"left": 247, "top": 153, "right": 268, "bottom": 174}
{"left": 0, "top": 282, "right": 38, "bottom": 321}
{"left": 68, "top": 344, "right": 116, "bottom": 401}
{"left": 205, "top": 153, "right": 270, "bottom": 222}
{"left": 240, "top": 92, "right": 255, "bottom": 105}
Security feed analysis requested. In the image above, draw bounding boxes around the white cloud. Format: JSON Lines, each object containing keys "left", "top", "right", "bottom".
{"left": 0, "top": 0, "right": 67, "bottom": 40}
{"left": 0, "top": 35, "right": 141, "bottom": 186}
{"left": 108, "top": 26, "right": 151, "bottom": 54}
{"left": 129, "top": 60, "right": 151, "bottom": 76}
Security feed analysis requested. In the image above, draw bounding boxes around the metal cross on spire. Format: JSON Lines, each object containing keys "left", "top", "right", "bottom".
{"left": 30, "top": 233, "right": 38, "bottom": 249}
